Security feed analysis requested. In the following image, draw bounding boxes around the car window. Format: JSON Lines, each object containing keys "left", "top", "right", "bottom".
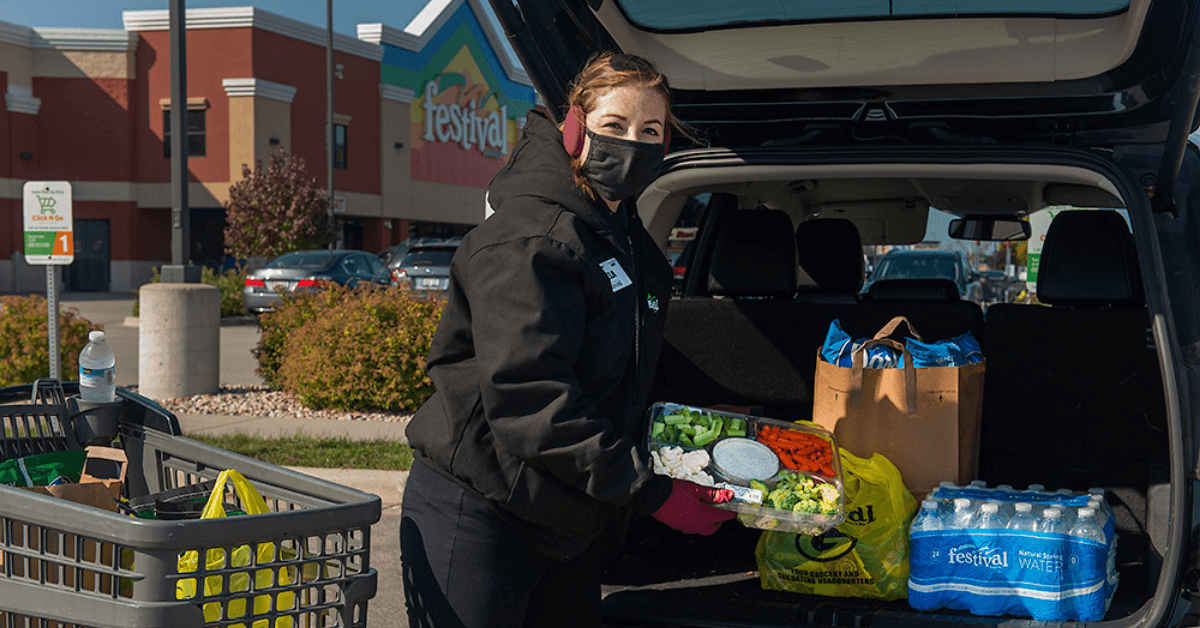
{"left": 266, "top": 252, "right": 334, "bottom": 270}
{"left": 873, "top": 255, "right": 959, "bottom": 282}
{"left": 367, "top": 254, "right": 387, "bottom": 275}
{"left": 341, "top": 255, "right": 362, "bottom": 276}
{"left": 402, "top": 249, "right": 456, "bottom": 267}
{"left": 614, "top": 0, "right": 1129, "bottom": 30}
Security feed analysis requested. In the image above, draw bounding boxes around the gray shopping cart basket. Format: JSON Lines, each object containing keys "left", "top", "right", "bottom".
{"left": 0, "top": 380, "right": 380, "bottom": 628}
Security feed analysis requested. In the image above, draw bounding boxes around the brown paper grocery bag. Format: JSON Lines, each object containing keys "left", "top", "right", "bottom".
{"left": 812, "top": 316, "right": 984, "bottom": 496}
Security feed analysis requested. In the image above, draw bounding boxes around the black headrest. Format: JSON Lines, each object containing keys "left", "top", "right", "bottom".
{"left": 866, "top": 278, "right": 961, "bottom": 302}
{"left": 707, "top": 209, "right": 797, "bottom": 298}
{"left": 1037, "top": 210, "right": 1142, "bottom": 307}
{"left": 795, "top": 219, "right": 863, "bottom": 301}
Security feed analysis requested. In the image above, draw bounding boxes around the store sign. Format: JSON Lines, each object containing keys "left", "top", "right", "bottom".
{"left": 408, "top": 44, "right": 525, "bottom": 189}
{"left": 421, "top": 80, "right": 508, "bottom": 157}
{"left": 23, "top": 181, "right": 74, "bottom": 265}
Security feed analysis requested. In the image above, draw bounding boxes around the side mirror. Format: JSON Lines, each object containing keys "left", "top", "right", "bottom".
{"left": 948, "top": 215, "right": 1031, "bottom": 241}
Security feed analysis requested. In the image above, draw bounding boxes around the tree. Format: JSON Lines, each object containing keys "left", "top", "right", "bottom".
{"left": 224, "top": 149, "right": 334, "bottom": 260}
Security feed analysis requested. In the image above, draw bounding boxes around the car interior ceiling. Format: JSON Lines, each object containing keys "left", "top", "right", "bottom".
{"left": 607, "top": 170, "right": 1169, "bottom": 622}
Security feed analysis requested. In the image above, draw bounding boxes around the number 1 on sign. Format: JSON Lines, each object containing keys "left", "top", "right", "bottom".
{"left": 53, "top": 231, "right": 72, "bottom": 256}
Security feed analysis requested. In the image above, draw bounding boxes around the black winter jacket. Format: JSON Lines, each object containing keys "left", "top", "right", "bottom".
{"left": 406, "top": 110, "right": 675, "bottom": 557}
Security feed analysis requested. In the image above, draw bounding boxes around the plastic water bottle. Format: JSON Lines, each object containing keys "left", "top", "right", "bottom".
{"left": 1006, "top": 502, "right": 1038, "bottom": 531}
{"left": 1038, "top": 506, "right": 1067, "bottom": 535}
{"left": 1069, "top": 507, "right": 1107, "bottom": 543}
{"left": 972, "top": 502, "right": 1006, "bottom": 529}
{"left": 948, "top": 498, "right": 975, "bottom": 529}
{"left": 911, "top": 499, "right": 944, "bottom": 533}
{"left": 79, "top": 330, "right": 116, "bottom": 403}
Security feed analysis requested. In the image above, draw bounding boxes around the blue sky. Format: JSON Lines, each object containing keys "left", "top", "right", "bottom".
{"left": 4, "top": 0, "right": 434, "bottom": 35}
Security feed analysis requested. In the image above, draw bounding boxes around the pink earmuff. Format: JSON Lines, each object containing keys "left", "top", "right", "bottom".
{"left": 562, "top": 104, "right": 672, "bottom": 158}
{"left": 563, "top": 105, "right": 587, "bottom": 158}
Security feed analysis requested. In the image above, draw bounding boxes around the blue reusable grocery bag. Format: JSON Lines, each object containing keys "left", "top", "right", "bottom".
{"left": 821, "top": 319, "right": 981, "bottom": 369}
{"left": 821, "top": 319, "right": 904, "bottom": 368}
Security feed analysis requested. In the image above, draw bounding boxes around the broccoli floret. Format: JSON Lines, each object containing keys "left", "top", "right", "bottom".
{"left": 769, "top": 488, "right": 800, "bottom": 511}
{"left": 792, "top": 498, "right": 821, "bottom": 514}
{"left": 819, "top": 500, "right": 840, "bottom": 516}
{"left": 748, "top": 480, "right": 769, "bottom": 494}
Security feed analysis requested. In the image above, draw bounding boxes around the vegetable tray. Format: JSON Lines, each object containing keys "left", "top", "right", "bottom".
{"left": 646, "top": 402, "right": 846, "bottom": 535}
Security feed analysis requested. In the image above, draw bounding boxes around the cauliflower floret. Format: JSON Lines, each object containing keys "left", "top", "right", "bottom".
{"left": 651, "top": 446, "right": 714, "bottom": 486}
{"left": 818, "top": 483, "right": 840, "bottom": 504}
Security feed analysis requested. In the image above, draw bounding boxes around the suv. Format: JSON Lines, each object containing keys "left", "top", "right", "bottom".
{"left": 489, "top": 1, "right": 1200, "bottom": 627}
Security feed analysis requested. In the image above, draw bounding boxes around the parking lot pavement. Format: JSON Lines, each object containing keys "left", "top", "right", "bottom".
{"left": 60, "top": 291, "right": 264, "bottom": 389}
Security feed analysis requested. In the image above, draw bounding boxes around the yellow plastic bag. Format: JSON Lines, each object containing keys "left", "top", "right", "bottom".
{"left": 756, "top": 451, "right": 918, "bottom": 600}
{"left": 176, "top": 469, "right": 295, "bottom": 628}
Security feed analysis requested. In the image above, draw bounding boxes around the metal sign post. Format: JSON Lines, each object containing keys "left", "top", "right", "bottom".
{"left": 23, "top": 181, "right": 75, "bottom": 381}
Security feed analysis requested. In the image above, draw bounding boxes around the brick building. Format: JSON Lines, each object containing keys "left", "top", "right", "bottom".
{"left": 1, "top": 0, "right": 537, "bottom": 293}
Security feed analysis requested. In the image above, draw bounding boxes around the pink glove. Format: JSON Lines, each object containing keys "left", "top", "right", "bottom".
{"left": 652, "top": 479, "right": 737, "bottom": 535}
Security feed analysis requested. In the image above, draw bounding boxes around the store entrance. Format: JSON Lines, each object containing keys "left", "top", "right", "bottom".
{"left": 65, "top": 219, "right": 110, "bottom": 292}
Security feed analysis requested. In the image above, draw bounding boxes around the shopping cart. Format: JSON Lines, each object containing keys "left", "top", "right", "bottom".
{"left": 0, "top": 380, "right": 381, "bottom": 628}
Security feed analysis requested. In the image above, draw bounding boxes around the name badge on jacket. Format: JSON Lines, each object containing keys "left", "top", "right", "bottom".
{"left": 600, "top": 258, "right": 633, "bottom": 292}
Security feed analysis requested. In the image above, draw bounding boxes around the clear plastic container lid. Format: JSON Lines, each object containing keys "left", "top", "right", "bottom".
{"left": 710, "top": 438, "right": 779, "bottom": 483}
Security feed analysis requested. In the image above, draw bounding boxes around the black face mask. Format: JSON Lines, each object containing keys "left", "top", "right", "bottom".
{"left": 580, "top": 128, "right": 664, "bottom": 202}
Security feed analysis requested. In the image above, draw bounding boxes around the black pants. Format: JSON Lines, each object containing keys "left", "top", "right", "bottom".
{"left": 400, "top": 461, "right": 603, "bottom": 628}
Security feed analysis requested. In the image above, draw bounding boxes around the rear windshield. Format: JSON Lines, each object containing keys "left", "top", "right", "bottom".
{"left": 872, "top": 254, "right": 960, "bottom": 282}
{"left": 615, "top": 0, "right": 1130, "bottom": 30}
{"left": 266, "top": 252, "right": 334, "bottom": 270}
{"left": 402, "top": 249, "right": 456, "bottom": 267}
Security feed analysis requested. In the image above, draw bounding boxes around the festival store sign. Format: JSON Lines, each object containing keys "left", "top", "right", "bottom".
{"left": 23, "top": 181, "right": 74, "bottom": 265}
{"left": 410, "top": 47, "right": 517, "bottom": 188}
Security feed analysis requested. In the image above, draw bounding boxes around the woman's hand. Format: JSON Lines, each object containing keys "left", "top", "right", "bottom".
{"left": 652, "top": 479, "right": 737, "bottom": 535}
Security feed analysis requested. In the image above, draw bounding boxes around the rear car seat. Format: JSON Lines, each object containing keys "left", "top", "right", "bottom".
{"left": 979, "top": 210, "right": 1167, "bottom": 492}
{"left": 795, "top": 218, "right": 863, "bottom": 304}
{"left": 656, "top": 209, "right": 823, "bottom": 419}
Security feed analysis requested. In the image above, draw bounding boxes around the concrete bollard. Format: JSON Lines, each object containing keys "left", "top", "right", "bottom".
{"left": 138, "top": 283, "right": 220, "bottom": 400}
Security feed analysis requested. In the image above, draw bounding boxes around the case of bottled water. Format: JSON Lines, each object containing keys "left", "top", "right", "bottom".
{"left": 908, "top": 483, "right": 1117, "bottom": 621}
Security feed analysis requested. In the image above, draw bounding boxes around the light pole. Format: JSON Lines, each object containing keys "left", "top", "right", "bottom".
{"left": 326, "top": 0, "right": 336, "bottom": 249}
{"left": 165, "top": 0, "right": 198, "bottom": 282}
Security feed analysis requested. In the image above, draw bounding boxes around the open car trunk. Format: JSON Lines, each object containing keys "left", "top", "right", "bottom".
{"left": 588, "top": 144, "right": 1195, "bottom": 627}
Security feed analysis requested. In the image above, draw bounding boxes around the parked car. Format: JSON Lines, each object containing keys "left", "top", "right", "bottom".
{"left": 377, "top": 236, "right": 451, "bottom": 267}
{"left": 390, "top": 242, "right": 459, "bottom": 292}
{"left": 492, "top": 0, "right": 1200, "bottom": 626}
{"left": 242, "top": 249, "right": 389, "bottom": 314}
{"left": 863, "top": 249, "right": 981, "bottom": 301}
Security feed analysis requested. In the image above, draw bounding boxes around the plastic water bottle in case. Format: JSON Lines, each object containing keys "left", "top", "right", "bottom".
{"left": 1038, "top": 506, "right": 1067, "bottom": 534}
{"left": 911, "top": 499, "right": 944, "bottom": 533}
{"left": 1069, "top": 507, "right": 1106, "bottom": 543}
{"left": 973, "top": 502, "right": 1006, "bottom": 529}
{"left": 1006, "top": 502, "right": 1038, "bottom": 531}
{"left": 948, "top": 498, "right": 974, "bottom": 529}
{"left": 79, "top": 330, "right": 116, "bottom": 403}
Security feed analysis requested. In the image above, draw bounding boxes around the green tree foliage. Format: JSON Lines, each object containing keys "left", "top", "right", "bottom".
{"left": 0, "top": 295, "right": 98, "bottom": 386}
{"left": 223, "top": 149, "right": 334, "bottom": 260}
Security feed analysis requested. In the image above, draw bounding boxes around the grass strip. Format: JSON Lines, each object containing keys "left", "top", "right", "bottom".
{"left": 186, "top": 432, "right": 413, "bottom": 471}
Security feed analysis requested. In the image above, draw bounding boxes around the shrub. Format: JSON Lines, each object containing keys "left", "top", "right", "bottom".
{"left": 253, "top": 285, "right": 361, "bottom": 389}
{"left": 203, "top": 266, "right": 251, "bottom": 317}
{"left": 272, "top": 286, "right": 446, "bottom": 412}
{"left": 0, "top": 295, "right": 98, "bottom": 387}
{"left": 132, "top": 266, "right": 249, "bottom": 318}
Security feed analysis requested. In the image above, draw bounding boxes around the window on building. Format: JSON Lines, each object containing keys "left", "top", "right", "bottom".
{"left": 163, "top": 109, "right": 207, "bottom": 158}
{"left": 334, "top": 123, "right": 348, "bottom": 169}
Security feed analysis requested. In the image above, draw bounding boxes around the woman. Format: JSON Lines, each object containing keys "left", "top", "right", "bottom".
{"left": 400, "top": 52, "right": 735, "bottom": 627}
